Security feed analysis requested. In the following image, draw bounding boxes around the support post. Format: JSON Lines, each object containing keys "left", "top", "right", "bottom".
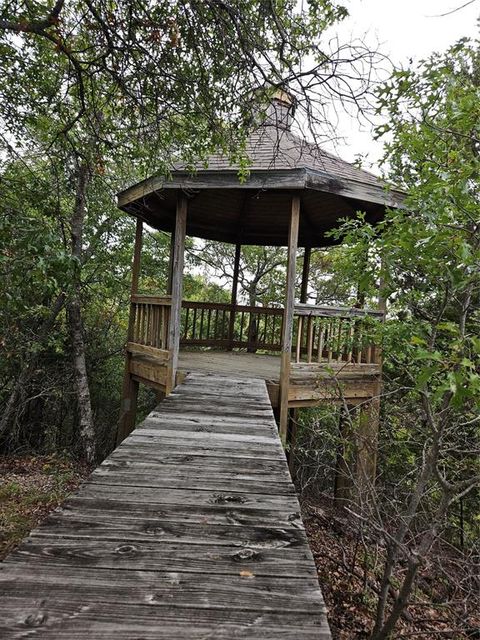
{"left": 356, "top": 397, "right": 380, "bottom": 501}
{"left": 117, "top": 217, "right": 143, "bottom": 445}
{"left": 167, "top": 228, "right": 176, "bottom": 295}
{"left": 228, "top": 243, "right": 241, "bottom": 350}
{"left": 287, "top": 407, "right": 299, "bottom": 474}
{"left": 354, "top": 258, "right": 386, "bottom": 501}
{"left": 167, "top": 193, "right": 187, "bottom": 393}
{"left": 279, "top": 195, "right": 300, "bottom": 444}
{"left": 300, "top": 246, "right": 311, "bottom": 304}
{"left": 334, "top": 404, "right": 355, "bottom": 503}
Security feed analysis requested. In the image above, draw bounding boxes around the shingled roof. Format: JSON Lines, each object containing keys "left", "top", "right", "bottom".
{"left": 196, "top": 122, "right": 385, "bottom": 188}
{"left": 118, "top": 96, "right": 404, "bottom": 247}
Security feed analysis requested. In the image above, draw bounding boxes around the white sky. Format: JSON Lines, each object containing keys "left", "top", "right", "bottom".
{"left": 322, "top": 0, "right": 480, "bottom": 169}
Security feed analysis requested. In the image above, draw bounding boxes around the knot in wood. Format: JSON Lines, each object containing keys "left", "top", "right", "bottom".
{"left": 232, "top": 548, "right": 260, "bottom": 562}
{"left": 212, "top": 493, "right": 247, "bottom": 504}
{"left": 114, "top": 544, "right": 137, "bottom": 555}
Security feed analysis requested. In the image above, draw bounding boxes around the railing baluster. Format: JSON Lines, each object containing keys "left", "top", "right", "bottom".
{"left": 206, "top": 308, "right": 211, "bottom": 340}
{"left": 327, "top": 320, "right": 333, "bottom": 362}
{"left": 346, "top": 321, "right": 354, "bottom": 363}
{"left": 366, "top": 344, "right": 372, "bottom": 364}
{"left": 239, "top": 311, "right": 245, "bottom": 343}
{"left": 296, "top": 316, "right": 303, "bottom": 363}
{"left": 317, "top": 319, "right": 324, "bottom": 362}
{"left": 222, "top": 309, "right": 227, "bottom": 340}
{"left": 307, "top": 316, "right": 314, "bottom": 363}
{"left": 149, "top": 304, "right": 154, "bottom": 346}
{"left": 199, "top": 308, "right": 204, "bottom": 341}
{"left": 192, "top": 307, "right": 197, "bottom": 341}
{"left": 336, "top": 319, "right": 343, "bottom": 363}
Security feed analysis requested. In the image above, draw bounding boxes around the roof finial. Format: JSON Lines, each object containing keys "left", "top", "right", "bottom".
{"left": 265, "top": 87, "right": 296, "bottom": 131}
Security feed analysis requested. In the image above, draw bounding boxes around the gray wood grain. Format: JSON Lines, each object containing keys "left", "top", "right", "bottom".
{"left": 0, "top": 372, "right": 331, "bottom": 638}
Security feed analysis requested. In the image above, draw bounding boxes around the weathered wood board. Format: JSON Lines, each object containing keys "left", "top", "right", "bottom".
{"left": 0, "top": 372, "right": 331, "bottom": 639}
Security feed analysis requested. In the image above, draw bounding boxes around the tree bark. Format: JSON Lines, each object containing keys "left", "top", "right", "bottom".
{"left": 67, "top": 161, "right": 95, "bottom": 464}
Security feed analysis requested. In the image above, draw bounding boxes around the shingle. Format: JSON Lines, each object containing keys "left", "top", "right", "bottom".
{"left": 175, "top": 123, "right": 386, "bottom": 190}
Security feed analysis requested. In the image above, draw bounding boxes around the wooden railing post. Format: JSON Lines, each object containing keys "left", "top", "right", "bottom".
{"left": 300, "top": 246, "right": 311, "bottom": 304}
{"left": 117, "top": 217, "right": 143, "bottom": 445}
{"left": 279, "top": 195, "right": 300, "bottom": 444}
{"left": 228, "top": 243, "right": 241, "bottom": 350}
{"left": 167, "top": 193, "right": 187, "bottom": 393}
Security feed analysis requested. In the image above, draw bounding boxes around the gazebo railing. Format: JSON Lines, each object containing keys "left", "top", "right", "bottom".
{"left": 126, "top": 296, "right": 383, "bottom": 366}
{"left": 293, "top": 304, "right": 384, "bottom": 365}
{"left": 180, "top": 301, "right": 284, "bottom": 351}
{"left": 128, "top": 294, "right": 171, "bottom": 353}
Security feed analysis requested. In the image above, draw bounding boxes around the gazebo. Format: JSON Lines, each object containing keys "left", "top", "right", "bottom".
{"left": 116, "top": 91, "right": 403, "bottom": 490}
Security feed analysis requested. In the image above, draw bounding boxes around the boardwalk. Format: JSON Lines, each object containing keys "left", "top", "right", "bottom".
{"left": 0, "top": 373, "right": 331, "bottom": 639}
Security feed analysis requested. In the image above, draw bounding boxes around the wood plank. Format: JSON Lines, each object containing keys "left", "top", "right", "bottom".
{"left": 52, "top": 498, "right": 306, "bottom": 529}
{"left": 117, "top": 440, "right": 284, "bottom": 461}
{"left": 6, "top": 536, "right": 315, "bottom": 578}
{"left": 0, "top": 565, "right": 324, "bottom": 614}
{"left": 129, "top": 357, "right": 168, "bottom": 387}
{"left": 131, "top": 294, "right": 172, "bottom": 305}
{"left": 0, "top": 372, "right": 330, "bottom": 639}
{"left": 294, "top": 303, "right": 384, "bottom": 318}
{"left": 126, "top": 342, "right": 170, "bottom": 361}
{"left": 130, "top": 427, "right": 279, "bottom": 446}
{"left": 105, "top": 452, "right": 288, "bottom": 475}
{"left": 1, "top": 600, "right": 330, "bottom": 639}
{"left": 76, "top": 484, "right": 299, "bottom": 511}
{"left": 89, "top": 470, "right": 295, "bottom": 495}
{"left": 98, "top": 455, "right": 290, "bottom": 475}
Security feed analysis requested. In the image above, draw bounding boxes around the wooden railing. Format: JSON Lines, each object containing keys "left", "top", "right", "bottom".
{"left": 129, "top": 295, "right": 171, "bottom": 353}
{"left": 293, "top": 304, "right": 384, "bottom": 365}
{"left": 180, "top": 301, "right": 283, "bottom": 351}
{"left": 127, "top": 297, "right": 382, "bottom": 366}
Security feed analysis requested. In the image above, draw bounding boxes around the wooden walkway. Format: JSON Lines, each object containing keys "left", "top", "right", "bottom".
{"left": 0, "top": 373, "right": 331, "bottom": 639}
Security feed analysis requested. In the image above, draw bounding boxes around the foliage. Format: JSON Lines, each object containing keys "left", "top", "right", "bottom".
{"left": 0, "top": 454, "right": 89, "bottom": 559}
{"left": 0, "top": 0, "right": 364, "bottom": 175}
{"left": 322, "top": 38, "right": 480, "bottom": 639}
{"left": 0, "top": 0, "right": 373, "bottom": 460}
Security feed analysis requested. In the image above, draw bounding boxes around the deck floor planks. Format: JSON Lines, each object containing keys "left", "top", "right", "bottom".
{"left": 0, "top": 372, "right": 331, "bottom": 639}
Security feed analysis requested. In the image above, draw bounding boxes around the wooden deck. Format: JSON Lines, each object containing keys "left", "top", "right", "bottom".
{"left": 0, "top": 372, "right": 331, "bottom": 639}
{"left": 179, "top": 350, "right": 281, "bottom": 381}
{"left": 178, "top": 350, "right": 381, "bottom": 408}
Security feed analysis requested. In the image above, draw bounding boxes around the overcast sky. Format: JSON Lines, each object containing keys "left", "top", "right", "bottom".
{"left": 322, "top": 0, "right": 480, "bottom": 169}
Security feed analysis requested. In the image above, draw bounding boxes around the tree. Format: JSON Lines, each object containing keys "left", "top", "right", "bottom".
{"left": 329, "top": 39, "right": 480, "bottom": 638}
{"left": 0, "top": 0, "right": 380, "bottom": 461}
{"left": 190, "top": 242, "right": 287, "bottom": 307}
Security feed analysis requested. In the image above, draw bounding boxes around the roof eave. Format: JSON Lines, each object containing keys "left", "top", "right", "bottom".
{"left": 117, "top": 167, "right": 405, "bottom": 211}
{"left": 305, "top": 169, "right": 405, "bottom": 209}
{"left": 117, "top": 169, "right": 308, "bottom": 209}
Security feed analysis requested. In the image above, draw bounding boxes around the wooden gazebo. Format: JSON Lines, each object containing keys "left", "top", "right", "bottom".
{"left": 116, "top": 91, "right": 403, "bottom": 488}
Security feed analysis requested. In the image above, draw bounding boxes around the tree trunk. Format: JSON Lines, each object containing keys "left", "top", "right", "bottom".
{"left": 67, "top": 161, "right": 95, "bottom": 464}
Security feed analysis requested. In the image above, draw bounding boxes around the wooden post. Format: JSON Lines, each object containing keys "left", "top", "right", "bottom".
{"left": 166, "top": 229, "right": 175, "bottom": 295}
{"left": 279, "top": 195, "right": 300, "bottom": 444}
{"left": 334, "top": 405, "right": 355, "bottom": 503}
{"left": 356, "top": 397, "right": 380, "bottom": 500}
{"left": 167, "top": 193, "right": 188, "bottom": 392}
{"left": 287, "top": 407, "right": 299, "bottom": 474}
{"left": 228, "top": 243, "right": 241, "bottom": 350}
{"left": 117, "top": 217, "right": 143, "bottom": 445}
{"left": 300, "top": 246, "right": 311, "bottom": 304}
{"left": 354, "top": 258, "right": 386, "bottom": 501}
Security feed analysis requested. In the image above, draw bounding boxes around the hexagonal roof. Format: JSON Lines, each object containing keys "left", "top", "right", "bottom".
{"left": 118, "top": 103, "right": 403, "bottom": 247}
